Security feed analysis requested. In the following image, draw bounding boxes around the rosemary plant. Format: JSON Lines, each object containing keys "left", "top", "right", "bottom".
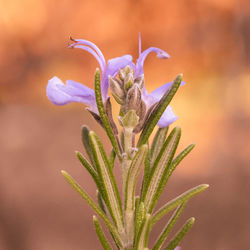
{"left": 47, "top": 36, "right": 208, "bottom": 250}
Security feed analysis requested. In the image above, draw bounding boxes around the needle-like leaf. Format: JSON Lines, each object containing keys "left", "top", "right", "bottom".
{"left": 140, "top": 149, "right": 150, "bottom": 199}
{"left": 97, "top": 190, "right": 106, "bottom": 214}
{"left": 150, "top": 127, "right": 168, "bottom": 165}
{"left": 81, "top": 125, "right": 96, "bottom": 168}
{"left": 164, "top": 217, "right": 195, "bottom": 250}
{"left": 93, "top": 215, "right": 113, "bottom": 250}
{"left": 165, "top": 144, "right": 195, "bottom": 181}
{"left": 94, "top": 69, "right": 121, "bottom": 160}
{"left": 76, "top": 151, "right": 98, "bottom": 183}
{"left": 109, "top": 148, "right": 116, "bottom": 168}
{"left": 137, "top": 74, "right": 182, "bottom": 147}
{"left": 134, "top": 200, "right": 145, "bottom": 243}
{"left": 89, "top": 131, "right": 124, "bottom": 232}
{"left": 152, "top": 202, "right": 187, "bottom": 250}
{"left": 142, "top": 127, "right": 181, "bottom": 213}
{"left": 152, "top": 184, "right": 209, "bottom": 226}
{"left": 76, "top": 151, "right": 108, "bottom": 206}
{"left": 125, "top": 144, "right": 148, "bottom": 211}
{"left": 135, "top": 213, "right": 151, "bottom": 250}
{"left": 61, "top": 170, "right": 121, "bottom": 247}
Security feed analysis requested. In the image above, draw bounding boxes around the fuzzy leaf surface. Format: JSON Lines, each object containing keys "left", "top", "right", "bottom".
{"left": 142, "top": 127, "right": 181, "bottom": 212}
{"left": 137, "top": 74, "right": 182, "bottom": 147}
{"left": 93, "top": 216, "right": 113, "bottom": 250}
{"left": 152, "top": 184, "right": 209, "bottom": 226}
{"left": 125, "top": 144, "right": 148, "bottom": 211}
{"left": 89, "top": 131, "right": 124, "bottom": 230}
{"left": 152, "top": 202, "right": 187, "bottom": 250}
{"left": 94, "top": 69, "right": 121, "bottom": 159}
{"left": 61, "top": 170, "right": 121, "bottom": 247}
{"left": 164, "top": 217, "right": 195, "bottom": 250}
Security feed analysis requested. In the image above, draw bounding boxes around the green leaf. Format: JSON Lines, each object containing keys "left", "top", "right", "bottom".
{"left": 89, "top": 131, "right": 124, "bottom": 231}
{"left": 76, "top": 151, "right": 98, "bottom": 183}
{"left": 93, "top": 216, "right": 113, "bottom": 250}
{"left": 140, "top": 149, "right": 150, "bottom": 199}
{"left": 142, "top": 127, "right": 181, "bottom": 213}
{"left": 94, "top": 69, "right": 121, "bottom": 160}
{"left": 61, "top": 170, "right": 121, "bottom": 247}
{"left": 109, "top": 148, "right": 116, "bottom": 169}
{"left": 164, "top": 217, "right": 195, "bottom": 250}
{"left": 97, "top": 190, "right": 106, "bottom": 214}
{"left": 125, "top": 144, "right": 148, "bottom": 211}
{"left": 150, "top": 127, "right": 168, "bottom": 165}
{"left": 135, "top": 213, "right": 151, "bottom": 250}
{"left": 152, "top": 184, "right": 209, "bottom": 226}
{"left": 76, "top": 151, "right": 109, "bottom": 207}
{"left": 137, "top": 74, "right": 182, "bottom": 147}
{"left": 134, "top": 200, "right": 145, "bottom": 242}
{"left": 166, "top": 144, "right": 195, "bottom": 181}
{"left": 152, "top": 202, "right": 187, "bottom": 250}
{"left": 81, "top": 126, "right": 96, "bottom": 168}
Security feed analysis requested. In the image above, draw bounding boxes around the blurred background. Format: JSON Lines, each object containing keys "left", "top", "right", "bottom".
{"left": 0, "top": 0, "right": 250, "bottom": 249}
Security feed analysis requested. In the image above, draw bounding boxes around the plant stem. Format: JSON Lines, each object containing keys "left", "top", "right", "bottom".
{"left": 122, "top": 127, "right": 135, "bottom": 249}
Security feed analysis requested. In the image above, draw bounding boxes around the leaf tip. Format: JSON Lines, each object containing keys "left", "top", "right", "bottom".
{"left": 61, "top": 170, "right": 67, "bottom": 176}
{"left": 89, "top": 130, "right": 96, "bottom": 138}
{"left": 189, "top": 217, "right": 195, "bottom": 224}
{"left": 95, "top": 67, "right": 101, "bottom": 74}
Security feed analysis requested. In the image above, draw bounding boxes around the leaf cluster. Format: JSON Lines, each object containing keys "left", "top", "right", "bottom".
{"left": 61, "top": 70, "right": 209, "bottom": 249}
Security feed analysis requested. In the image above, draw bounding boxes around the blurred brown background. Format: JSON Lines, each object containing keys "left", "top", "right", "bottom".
{"left": 0, "top": 0, "right": 250, "bottom": 249}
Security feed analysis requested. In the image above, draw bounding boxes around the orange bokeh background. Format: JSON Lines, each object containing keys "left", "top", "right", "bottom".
{"left": 0, "top": 0, "right": 250, "bottom": 249}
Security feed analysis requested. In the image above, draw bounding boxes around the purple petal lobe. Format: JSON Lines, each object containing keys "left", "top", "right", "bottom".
{"left": 102, "top": 55, "right": 135, "bottom": 100}
{"left": 157, "top": 106, "right": 178, "bottom": 128}
{"left": 143, "top": 81, "right": 186, "bottom": 106}
{"left": 47, "top": 76, "right": 97, "bottom": 111}
{"left": 106, "top": 55, "right": 134, "bottom": 77}
{"left": 69, "top": 39, "right": 106, "bottom": 72}
{"left": 135, "top": 47, "right": 170, "bottom": 77}
{"left": 138, "top": 33, "right": 142, "bottom": 56}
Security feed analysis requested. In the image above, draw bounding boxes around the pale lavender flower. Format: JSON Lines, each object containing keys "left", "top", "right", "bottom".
{"left": 47, "top": 38, "right": 133, "bottom": 114}
{"left": 46, "top": 35, "right": 183, "bottom": 127}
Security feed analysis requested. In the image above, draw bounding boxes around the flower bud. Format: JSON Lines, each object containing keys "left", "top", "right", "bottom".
{"left": 119, "top": 65, "right": 132, "bottom": 81}
{"left": 109, "top": 77, "right": 125, "bottom": 104}
{"left": 124, "top": 72, "right": 134, "bottom": 91}
{"left": 125, "top": 84, "right": 142, "bottom": 113}
{"left": 134, "top": 75, "right": 144, "bottom": 89}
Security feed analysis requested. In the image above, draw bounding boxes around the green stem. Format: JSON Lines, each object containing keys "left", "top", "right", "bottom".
{"left": 122, "top": 127, "right": 135, "bottom": 249}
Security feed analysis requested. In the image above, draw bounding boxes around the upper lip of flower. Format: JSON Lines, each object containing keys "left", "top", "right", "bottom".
{"left": 46, "top": 34, "right": 183, "bottom": 127}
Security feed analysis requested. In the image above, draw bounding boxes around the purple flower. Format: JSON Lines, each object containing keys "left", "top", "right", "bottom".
{"left": 47, "top": 38, "right": 134, "bottom": 114}
{"left": 46, "top": 35, "right": 182, "bottom": 127}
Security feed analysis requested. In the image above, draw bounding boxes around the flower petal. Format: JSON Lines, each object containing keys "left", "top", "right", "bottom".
{"left": 138, "top": 33, "right": 142, "bottom": 56}
{"left": 102, "top": 55, "right": 135, "bottom": 99}
{"left": 69, "top": 39, "right": 106, "bottom": 73}
{"left": 106, "top": 55, "right": 134, "bottom": 77}
{"left": 157, "top": 106, "right": 178, "bottom": 128}
{"left": 47, "top": 76, "right": 97, "bottom": 111}
{"left": 135, "top": 47, "right": 170, "bottom": 77}
{"left": 150, "top": 81, "right": 185, "bottom": 101}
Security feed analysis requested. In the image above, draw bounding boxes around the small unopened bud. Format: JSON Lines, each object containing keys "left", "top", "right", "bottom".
{"left": 104, "top": 97, "right": 119, "bottom": 135}
{"left": 134, "top": 75, "right": 144, "bottom": 89}
{"left": 133, "top": 100, "right": 147, "bottom": 133}
{"left": 119, "top": 65, "right": 132, "bottom": 81}
{"left": 124, "top": 72, "right": 134, "bottom": 91}
{"left": 126, "top": 84, "right": 142, "bottom": 113}
{"left": 109, "top": 77, "right": 125, "bottom": 104}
